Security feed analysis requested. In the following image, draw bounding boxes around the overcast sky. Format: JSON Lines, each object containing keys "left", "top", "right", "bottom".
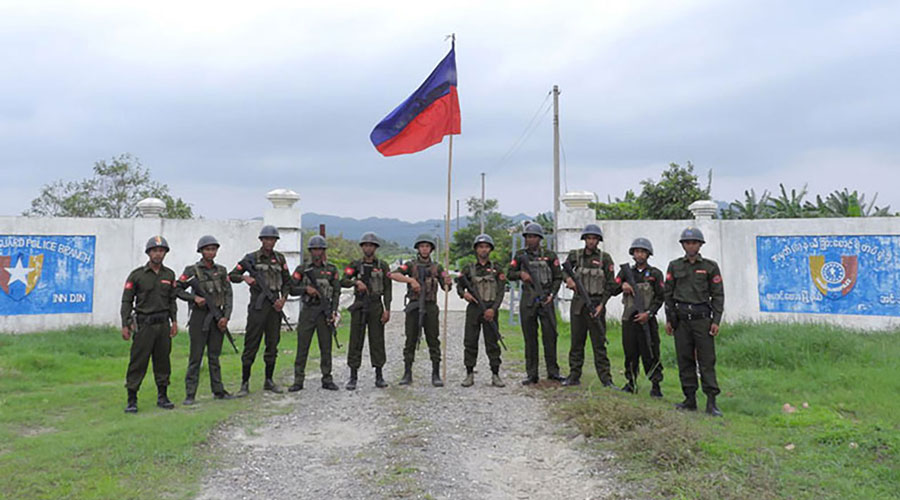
{"left": 1, "top": 1, "right": 898, "bottom": 221}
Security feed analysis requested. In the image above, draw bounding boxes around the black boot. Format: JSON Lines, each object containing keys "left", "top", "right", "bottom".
{"left": 399, "top": 363, "right": 413, "bottom": 385}
{"left": 650, "top": 382, "right": 663, "bottom": 399}
{"left": 521, "top": 375, "right": 539, "bottom": 385}
{"left": 288, "top": 379, "right": 304, "bottom": 392}
{"left": 183, "top": 392, "right": 196, "bottom": 405}
{"left": 157, "top": 386, "right": 175, "bottom": 409}
{"left": 602, "top": 380, "right": 619, "bottom": 390}
{"left": 561, "top": 375, "right": 581, "bottom": 387}
{"left": 237, "top": 381, "right": 250, "bottom": 397}
{"left": 548, "top": 373, "right": 566, "bottom": 383}
{"left": 706, "top": 394, "right": 723, "bottom": 417}
{"left": 213, "top": 391, "right": 236, "bottom": 400}
{"left": 322, "top": 377, "right": 339, "bottom": 391}
{"left": 263, "top": 378, "right": 283, "bottom": 394}
{"left": 621, "top": 381, "right": 635, "bottom": 393}
{"left": 431, "top": 361, "right": 444, "bottom": 387}
{"left": 675, "top": 393, "right": 697, "bottom": 411}
{"left": 346, "top": 368, "right": 358, "bottom": 390}
{"left": 374, "top": 367, "right": 388, "bottom": 388}
{"left": 125, "top": 389, "right": 138, "bottom": 414}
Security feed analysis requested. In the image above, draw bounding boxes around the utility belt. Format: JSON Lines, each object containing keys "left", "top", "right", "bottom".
{"left": 136, "top": 312, "right": 170, "bottom": 325}
{"left": 674, "top": 302, "right": 711, "bottom": 321}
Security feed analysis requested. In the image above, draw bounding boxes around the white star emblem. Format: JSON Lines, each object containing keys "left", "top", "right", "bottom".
{"left": 5, "top": 258, "right": 34, "bottom": 286}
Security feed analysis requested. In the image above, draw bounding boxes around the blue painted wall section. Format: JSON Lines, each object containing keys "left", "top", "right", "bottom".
{"left": 757, "top": 235, "right": 900, "bottom": 316}
{"left": 0, "top": 235, "right": 95, "bottom": 315}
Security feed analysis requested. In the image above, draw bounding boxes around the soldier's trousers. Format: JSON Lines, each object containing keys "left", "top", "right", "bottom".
{"left": 294, "top": 306, "right": 333, "bottom": 383}
{"left": 404, "top": 302, "right": 441, "bottom": 364}
{"left": 568, "top": 305, "right": 611, "bottom": 383}
{"left": 622, "top": 317, "right": 663, "bottom": 383}
{"left": 464, "top": 303, "right": 502, "bottom": 370}
{"left": 673, "top": 316, "right": 719, "bottom": 396}
{"left": 125, "top": 321, "right": 171, "bottom": 392}
{"left": 519, "top": 304, "right": 560, "bottom": 379}
{"left": 185, "top": 310, "right": 225, "bottom": 396}
{"left": 347, "top": 302, "right": 386, "bottom": 370}
{"left": 242, "top": 304, "right": 281, "bottom": 380}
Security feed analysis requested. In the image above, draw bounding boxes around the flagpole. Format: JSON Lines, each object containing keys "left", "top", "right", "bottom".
{"left": 442, "top": 134, "right": 453, "bottom": 383}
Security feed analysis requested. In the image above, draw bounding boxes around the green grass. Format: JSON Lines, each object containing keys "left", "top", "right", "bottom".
{"left": 0, "top": 315, "right": 350, "bottom": 500}
{"left": 497, "top": 310, "right": 900, "bottom": 499}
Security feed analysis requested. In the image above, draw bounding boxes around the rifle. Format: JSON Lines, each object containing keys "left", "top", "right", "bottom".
{"left": 518, "top": 253, "right": 555, "bottom": 319}
{"left": 303, "top": 265, "right": 342, "bottom": 349}
{"left": 619, "top": 263, "right": 661, "bottom": 387}
{"left": 185, "top": 274, "right": 238, "bottom": 354}
{"left": 347, "top": 260, "right": 371, "bottom": 315}
{"left": 403, "top": 264, "right": 428, "bottom": 350}
{"left": 458, "top": 271, "right": 507, "bottom": 351}
{"left": 561, "top": 260, "right": 606, "bottom": 334}
{"left": 238, "top": 253, "right": 294, "bottom": 331}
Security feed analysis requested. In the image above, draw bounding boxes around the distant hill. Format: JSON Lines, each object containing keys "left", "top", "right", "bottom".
{"left": 302, "top": 212, "right": 533, "bottom": 248}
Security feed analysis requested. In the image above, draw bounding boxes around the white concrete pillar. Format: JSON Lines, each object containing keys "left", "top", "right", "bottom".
{"left": 264, "top": 189, "right": 302, "bottom": 319}
{"left": 689, "top": 200, "right": 718, "bottom": 220}
{"left": 136, "top": 197, "right": 165, "bottom": 218}
{"left": 557, "top": 191, "right": 599, "bottom": 321}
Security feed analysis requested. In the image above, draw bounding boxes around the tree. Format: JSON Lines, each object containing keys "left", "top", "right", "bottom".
{"left": 806, "top": 189, "right": 892, "bottom": 218}
{"left": 770, "top": 183, "right": 810, "bottom": 218}
{"left": 724, "top": 189, "right": 771, "bottom": 219}
{"left": 590, "top": 190, "right": 644, "bottom": 220}
{"left": 638, "top": 162, "right": 711, "bottom": 219}
{"left": 23, "top": 153, "right": 193, "bottom": 218}
{"left": 451, "top": 197, "right": 514, "bottom": 268}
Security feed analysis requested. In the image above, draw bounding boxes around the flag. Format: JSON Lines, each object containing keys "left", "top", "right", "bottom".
{"left": 370, "top": 44, "right": 460, "bottom": 156}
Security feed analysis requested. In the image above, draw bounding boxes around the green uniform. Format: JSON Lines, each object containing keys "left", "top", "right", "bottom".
{"left": 456, "top": 260, "right": 507, "bottom": 371}
{"left": 176, "top": 260, "right": 233, "bottom": 396}
{"left": 564, "top": 248, "right": 617, "bottom": 383}
{"left": 613, "top": 264, "right": 665, "bottom": 384}
{"left": 229, "top": 249, "right": 291, "bottom": 383}
{"left": 395, "top": 256, "right": 449, "bottom": 365}
{"left": 664, "top": 254, "right": 725, "bottom": 397}
{"left": 341, "top": 258, "right": 393, "bottom": 370}
{"left": 121, "top": 263, "right": 178, "bottom": 392}
{"left": 289, "top": 260, "right": 341, "bottom": 385}
{"left": 507, "top": 247, "right": 563, "bottom": 379}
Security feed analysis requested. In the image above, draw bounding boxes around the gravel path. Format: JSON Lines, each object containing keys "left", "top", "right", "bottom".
{"left": 197, "top": 310, "right": 622, "bottom": 499}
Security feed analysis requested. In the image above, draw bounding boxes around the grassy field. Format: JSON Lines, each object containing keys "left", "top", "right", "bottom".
{"left": 495, "top": 310, "right": 900, "bottom": 499}
{"left": 0, "top": 317, "right": 349, "bottom": 500}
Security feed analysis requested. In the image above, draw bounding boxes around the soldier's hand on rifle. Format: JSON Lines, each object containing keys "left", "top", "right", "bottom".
{"left": 593, "top": 303, "right": 604, "bottom": 317}
{"left": 709, "top": 323, "right": 719, "bottom": 337}
{"left": 665, "top": 322, "right": 674, "bottom": 336}
{"left": 274, "top": 297, "right": 286, "bottom": 311}
{"left": 305, "top": 286, "right": 320, "bottom": 298}
{"left": 542, "top": 295, "right": 554, "bottom": 305}
{"left": 484, "top": 308, "right": 495, "bottom": 322}
{"left": 565, "top": 277, "right": 576, "bottom": 290}
{"left": 635, "top": 311, "right": 649, "bottom": 324}
{"left": 621, "top": 282, "right": 634, "bottom": 295}
{"left": 520, "top": 271, "right": 533, "bottom": 283}
{"left": 355, "top": 280, "right": 368, "bottom": 293}
{"left": 169, "top": 321, "right": 178, "bottom": 338}
{"left": 243, "top": 275, "right": 256, "bottom": 286}
{"left": 121, "top": 326, "right": 132, "bottom": 341}
{"left": 217, "top": 317, "right": 228, "bottom": 332}
{"left": 332, "top": 312, "right": 340, "bottom": 325}
{"left": 381, "top": 310, "right": 390, "bottom": 324}
{"left": 194, "top": 296, "right": 206, "bottom": 307}
{"left": 409, "top": 279, "right": 421, "bottom": 292}
{"left": 463, "top": 291, "right": 476, "bottom": 303}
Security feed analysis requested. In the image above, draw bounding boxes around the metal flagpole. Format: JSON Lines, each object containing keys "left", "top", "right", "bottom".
{"left": 442, "top": 135, "right": 453, "bottom": 382}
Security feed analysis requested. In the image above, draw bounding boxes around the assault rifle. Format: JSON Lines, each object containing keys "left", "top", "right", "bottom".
{"left": 518, "top": 253, "right": 555, "bottom": 318}
{"left": 237, "top": 253, "right": 294, "bottom": 331}
{"left": 620, "top": 263, "right": 662, "bottom": 388}
{"left": 562, "top": 260, "right": 606, "bottom": 334}
{"left": 458, "top": 271, "right": 507, "bottom": 351}
{"left": 185, "top": 274, "right": 238, "bottom": 353}
{"left": 404, "top": 264, "right": 428, "bottom": 350}
{"left": 347, "top": 261, "right": 371, "bottom": 315}
{"left": 303, "top": 266, "right": 342, "bottom": 349}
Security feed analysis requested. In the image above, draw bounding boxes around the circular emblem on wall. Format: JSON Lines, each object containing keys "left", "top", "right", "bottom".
{"left": 820, "top": 261, "right": 846, "bottom": 285}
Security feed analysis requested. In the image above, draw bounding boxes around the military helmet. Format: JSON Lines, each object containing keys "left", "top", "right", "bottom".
{"left": 307, "top": 235, "right": 327, "bottom": 249}
{"left": 358, "top": 232, "right": 381, "bottom": 247}
{"left": 145, "top": 235, "right": 170, "bottom": 254}
{"left": 473, "top": 233, "right": 495, "bottom": 250}
{"left": 629, "top": 237, "right": 654, "bottom": 256}
{"left": 196, "top": 235, "right": 220, "bottom": 252}
{"left": 580, "top": 224, "right": 604, "bottom": 241}
{"left": 258, "top": 225, "right": 280, "bottom": 240}
{"left": 522, "top": 222, "right": 544, "bottom": 238}
{"left": 414, "top": 234, "right": 437, "bottom": 250}
{"left": 679, "top": 227, "right": 706, "bottom": 243}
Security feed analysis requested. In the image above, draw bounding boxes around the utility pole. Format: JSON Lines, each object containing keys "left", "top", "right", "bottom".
{"left": 480, "top": 172, "right": 486, "bottom": 234}
{"left": 456, "top": 199, "right": 460, "bottom": 233}
{"left": 552, "top": 85, "right": 560, "bottom": 252}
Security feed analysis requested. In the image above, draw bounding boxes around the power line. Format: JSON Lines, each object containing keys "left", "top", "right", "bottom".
{"left": 492, "top": 91, "right": 553, "bottom": 172}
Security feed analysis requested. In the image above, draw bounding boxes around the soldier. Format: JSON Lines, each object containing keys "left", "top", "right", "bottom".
{"left": 507, "top": 223, "right": 564, "bottom": 385}
{"left": 613, "top": 237, "right": 665, "bottom": 396}
{"left": 340, "top": 232, "right": 392, "bottom": 390}
{"left": 229, "top": 225, "right": 292, "bottom": 396}
{"left": 664, "top": 227, "right": 725, "bottom": 417}
{"left": 120, "top": 235, "right": 178, "bottom": 413}
{"left": 287, "top": 235, "right": 341, "bottom": 392}
{"left": 456, "top": 234, "right": 507, "bottom": 387}
{"left": 175, "top": 235, "right": 237, "bottom": 405}
{"left": 561, "top": 224, "right": 617, "bottom": 388}
{"left": 392, "top": 234, "right": 452, "bottom": 387}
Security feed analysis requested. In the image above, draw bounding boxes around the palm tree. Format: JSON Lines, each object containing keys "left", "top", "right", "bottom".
{"left": 726, "top": 189, "right": 771, "bottom": 219}
{"left": 770, "top": 183, "right": 810, "bottom": 218}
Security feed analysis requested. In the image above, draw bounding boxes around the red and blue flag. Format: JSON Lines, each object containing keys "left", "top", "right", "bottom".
{"left": 370, "top": 44, "right": 460, "bottom": 156}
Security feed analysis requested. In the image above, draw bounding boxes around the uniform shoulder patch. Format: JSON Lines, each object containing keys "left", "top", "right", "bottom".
{"left": 498, "top": 273, "right": 506, "bottom": 281}
{"left": 712, "top": 275, "right": 722, "bottom": 284}
{"left": 236, "top": 263, "right": 243, "bottom": 271}
{"left": 666, "top": 272, "right": 674, "bottom": 281}
{"left": 124, "top": 281, "right": 133, "bottom": 290}
{"left": 178, "top": 274, "right": 188, "bottom": 282}
{"left": 345, "top": 267, "right": 355, "bottom": 276}
{"left": 553, "top": 258, "right": 560, "bottom": 267}
{"left": 399, "top": 264, "right": 408, "bottom": 271}
{"left": 292, "top": 271, "right": 302, "bottom": 280}
{"left": 615, "top": 276, "right": 622, "bottom": 284}
{"left": 510, "top": 259, "right": 517, "bottom": 267}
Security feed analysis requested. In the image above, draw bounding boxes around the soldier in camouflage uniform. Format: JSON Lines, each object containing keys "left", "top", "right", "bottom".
{"left": 562, "top": 224, "right": 617, "bottom": 388}
{"left": 120, "top": 236, "right": 179, "bottom": 413}
{"left": 664, "top": 227, "right": 725, "bottom": 417}
{"left": 340, "top": 232, "right": 393, "bottom": 390}
{"left": 229, "top": 225, "right": 292, "bottom": 396}
{"left": 392, "top": 234, "right": 452, "bottom": 387}
{"left": 612, "top": 237, "right": 664, "bottom": 397}
{"left": 507, "top": 223, "right": 564, "bottom": 385}
{"left": 175, "top": 235, "right": 236, "bottom": 405}
{"left": 287, "top": 235, "right": 342, "bottom": 391}
{"left": 456, "top": 234, "right": 507, "bottom": 387}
